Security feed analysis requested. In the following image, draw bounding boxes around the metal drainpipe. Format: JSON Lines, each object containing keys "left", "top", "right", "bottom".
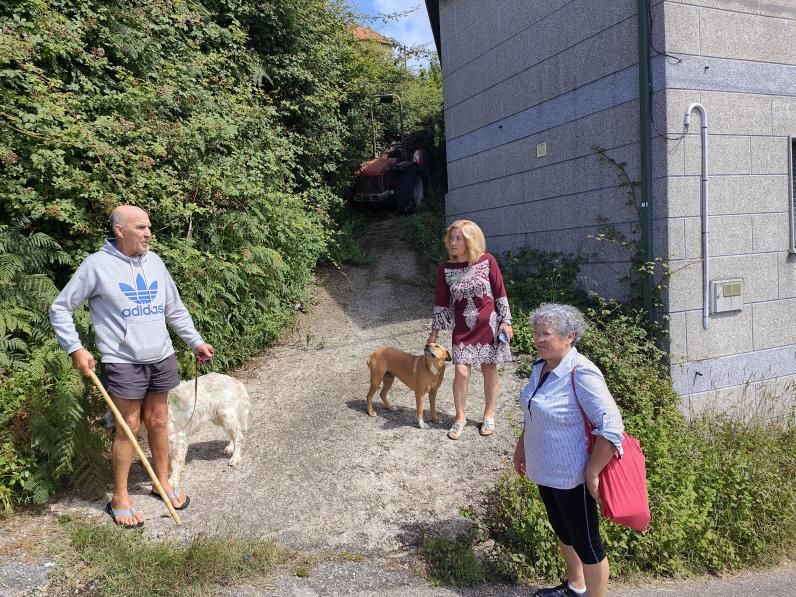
{"left": 684, "top": 103, "right": 709, "bottom": 329}
{"left": 637, "top": 0, "right": 654, "bottom": 319}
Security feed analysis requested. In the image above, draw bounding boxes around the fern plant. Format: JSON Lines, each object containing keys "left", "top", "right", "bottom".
{"left": 0, "top": 220, "right": 70, "bottom": 372}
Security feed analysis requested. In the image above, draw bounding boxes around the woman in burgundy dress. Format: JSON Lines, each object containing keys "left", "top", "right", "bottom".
{"left": 426, "top": 220, "right": 513, "bottom": 440}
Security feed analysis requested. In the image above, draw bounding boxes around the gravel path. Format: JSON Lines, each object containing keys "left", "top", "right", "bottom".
{"left": 2, "top": 216, "right": 794, "bottom": 595}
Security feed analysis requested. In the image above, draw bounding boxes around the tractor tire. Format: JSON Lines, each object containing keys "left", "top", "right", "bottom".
{"left": 396, "top": 168, "right": 424, "bottom": 213}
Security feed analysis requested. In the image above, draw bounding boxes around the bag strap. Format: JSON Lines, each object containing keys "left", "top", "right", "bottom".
{"left": 571, "top": 366, "right": 594, "bottom": 440}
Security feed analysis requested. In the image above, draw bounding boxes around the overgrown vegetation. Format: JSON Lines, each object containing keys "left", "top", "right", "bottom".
{"left": 421, "top": 529, "right": 485, "bottom": 587}
{"left": 53, "top": 516, "right": 300, "bottom": 595}
{"left": 422, "top": 250, "right": 796, "bottom": 584}
{"left": 0, "top": 0, "right": 442, "bottom": 509}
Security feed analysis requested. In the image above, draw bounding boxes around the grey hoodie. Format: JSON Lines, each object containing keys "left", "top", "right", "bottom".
{"left": 50, "top": 239, "right": 204, "bottom": 364}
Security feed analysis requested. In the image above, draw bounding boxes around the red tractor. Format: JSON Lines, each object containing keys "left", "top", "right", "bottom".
{"left": 352, "top": 94, "right": 426, "bottom": 212}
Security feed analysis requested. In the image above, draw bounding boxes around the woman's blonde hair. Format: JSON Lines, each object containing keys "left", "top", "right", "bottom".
{"left": 444, "top": 219, "right": 486, "bottom": 264}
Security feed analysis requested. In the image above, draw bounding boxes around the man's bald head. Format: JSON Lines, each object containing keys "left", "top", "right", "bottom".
{"left": 110, "top": 205, "right": 152, "bottom": 257}
{"left": 110, "top": 205, "right": 148, "bottom": 237}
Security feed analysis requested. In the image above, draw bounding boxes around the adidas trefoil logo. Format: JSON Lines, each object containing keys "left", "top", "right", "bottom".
{"left": 119, "top": 274, "right": 164, "bottom": 317}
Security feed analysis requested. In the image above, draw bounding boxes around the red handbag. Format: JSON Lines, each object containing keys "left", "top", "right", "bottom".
{"left": 572, "top": 368, "right": 651, "bottom": 532}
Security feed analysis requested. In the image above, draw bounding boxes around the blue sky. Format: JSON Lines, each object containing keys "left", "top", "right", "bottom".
{"left": 347, "top": 1, "right": 435, "bottom": 52}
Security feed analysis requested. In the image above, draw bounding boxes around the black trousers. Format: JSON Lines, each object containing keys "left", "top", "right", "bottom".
{"left": 537, "top": 483, "right": 606, "bottom": 565}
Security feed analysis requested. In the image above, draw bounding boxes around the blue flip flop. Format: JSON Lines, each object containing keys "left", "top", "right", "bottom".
{"left": 150, "top": 489, "right": 190, "bottom": 510}
{"left": 105, "top": 502, "right": 144, "bottom": 529}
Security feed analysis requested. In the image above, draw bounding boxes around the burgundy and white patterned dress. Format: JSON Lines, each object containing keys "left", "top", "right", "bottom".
{"left": 431, "top": 253, "right": 512, "bottom": 365}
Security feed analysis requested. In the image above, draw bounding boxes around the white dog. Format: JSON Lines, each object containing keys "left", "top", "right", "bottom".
{"left": 167, "top": 373, "right": 251, "bottom": 486}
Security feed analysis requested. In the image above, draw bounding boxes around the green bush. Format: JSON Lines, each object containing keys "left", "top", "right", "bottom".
{"left": 422, "top": 529, "right": 486, "bottom": 587}
{"left": 62, "top": 518, "right": 295, "bottom": 596}
{"left": 0, "top": 0, "right": 443, "bottom": 509}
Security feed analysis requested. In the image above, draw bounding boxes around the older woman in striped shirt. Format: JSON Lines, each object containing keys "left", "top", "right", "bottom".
{"left": 513, "top": 304, "right": 624, "bottom": 597}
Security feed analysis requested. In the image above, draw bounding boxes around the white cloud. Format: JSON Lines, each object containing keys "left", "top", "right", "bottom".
{"left": 373, "top": 1, "right": 435, "bottom": 51}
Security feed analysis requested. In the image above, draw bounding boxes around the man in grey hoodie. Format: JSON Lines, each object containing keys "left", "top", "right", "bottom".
{"left": 50, "top": 205, "right": 215, "bottom": 528}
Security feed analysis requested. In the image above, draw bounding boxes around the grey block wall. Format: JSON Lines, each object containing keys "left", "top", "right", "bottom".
{"left": 435, "top": 0, "right": 796, "bottom": 410}
{"left": 660, "top": 1, "right": 796, "bottom": 409}
{"left": 439, "top": 0, "right": 656, "bottom": 300}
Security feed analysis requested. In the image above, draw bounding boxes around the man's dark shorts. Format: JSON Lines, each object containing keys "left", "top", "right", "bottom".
{"left": 102, "top": 354, "right": 180, "bottom": 400}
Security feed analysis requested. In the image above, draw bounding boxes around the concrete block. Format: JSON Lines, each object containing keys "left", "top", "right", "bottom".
{"left": 490, "top": 189, "right": 637, "bottom": 238}
{"left": 665, "top": 54, "right": 796, "bottom": 97}
{"left": 446, "top": 65, "right": 640, "bottom": 162}
{"left": 450, "top": 88, "right": 500, "bottom": 139}
{"left": 498, "top": 0, "right": 572, "bottom": 41}
{"left": 752, "top": 375, "right": 796, "bottom": 422}
{"left": 753, "top": 213, "right": 790, "bottom": 252}
{"left": 665, "top": 258, "right": 702, "bottom": 312}
{"left": 445, "top": 50, "right": 501, "bottom": 109}
{"left": 576, "top": 261, "right": 633, "bottom": 302}
{"left": 454, "top": 0, "right": 484, "bottom": 37}
{"left": 708, "top": 174, "right": 788, "bottom": 215}
{"left": 448, "top": 102, "right": 641, "bottom": 191}
{"left": 554, "top": 0, "right": 636, "bottom": 54}
{"left": 703, "top": 215, "right": 754, "bottom": 256}
{"left": 671, "top": 343, "right": 796, "bottom": 395}
{"left": 668, "top": 310, "right": 688, "bottom": 364}
{"left": 439, "top": 0, "right": 457, "bottom": 46}
{"left": 760, "top": 1, "right": 796, "bottom": 18}
{"left": 558, "top": 17, "right": 637, "bottom": 93}
{"left": 681, "top": 384, "right": 759, "bottom": 422}
{"left": 663, "top": 2, "right": 700, "bottom": 55}
{"left": 653, "top": 216, "right": 670, "bottom": 260}
{"left": 494, "top": 29, "right": 532, "bottom": 89}
{"left": 700, "top": 92, "right": 773, "bottom": 136}
{"left": 700, "top": 9, "right": 796, "bottom": 65}
{"left": 778, "top": 253, "right": 796, "bottom": 299}
{"left": 753, "top": 298, "right": 796, "bottom": 350}
{"left": 500, "top": 57, "right": 562, "bottom": 120}
{"left": 672, "top": 0, "right": 759, "bottom": 12}
{"left": 444, "top": 99, "right": 471, "bottom": 141}
{"left": 684, "top": 135, "right": 750, "bottom": 176}
{"left": 751, "top": 136, "right": 789, "bottom": 175}
{"left": 443, "top": 107, "right": 454, "bottom": 141}
{"left": 772, "top": 96, "right": 796, "bottom": 136}
{"left": 660, "top": 89, "right": 702, "bottom": 136}
{"left": 667, "top": 253, "right": 779, "bottom": 311}
{"left": 683, "top": 216, "right": 702, "bottom": 259}
{"left": 653, "top": 136, "right": 685, "bottom": 177}
{"left": 656, "top": 176, "right": 701, "bottom": 218}
{"left": 444, "top": 6, "right": 503, "bottom": 74}
{"left": 494, "top": 0, "right": 636, "bottom": 98}
{"left": 450, "top": 136, "right": 641, "bottom": 213}
{"left": 685, "top": 307, "right": 753, "bottom": 360}
{"left": 665, "top": 217, "right": 687, "bottom": 261}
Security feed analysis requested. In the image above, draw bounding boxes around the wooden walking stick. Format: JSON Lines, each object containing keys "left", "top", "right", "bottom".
{"left": 89, "top": 370, "right": 182, "bottom": 526}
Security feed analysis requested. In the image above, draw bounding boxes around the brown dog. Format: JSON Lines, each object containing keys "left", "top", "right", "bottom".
{"left": 366, "top": 342, "right": 451, "bottom": 428}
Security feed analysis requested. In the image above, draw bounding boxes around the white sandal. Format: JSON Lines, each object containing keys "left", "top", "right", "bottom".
{"left": 447, "top": 421, "right": 466, "bottom": 440}
{"left": 479, "top": 418, "right": 495, "bottom": 437}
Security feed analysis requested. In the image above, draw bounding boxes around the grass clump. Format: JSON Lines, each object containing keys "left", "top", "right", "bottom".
{"left": 421, "top": 529, "right": 486, "bottom": 587}
{"left": 63, "top": 520, "right": 298, "bottom": 596}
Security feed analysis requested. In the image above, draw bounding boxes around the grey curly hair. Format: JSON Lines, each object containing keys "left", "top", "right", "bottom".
{"left": 529, "top": 303, "right": 588, "bottom": 344}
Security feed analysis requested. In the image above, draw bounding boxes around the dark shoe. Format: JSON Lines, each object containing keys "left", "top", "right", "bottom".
{"left": 533, "top": 580, "right": 582, "bottom": 596}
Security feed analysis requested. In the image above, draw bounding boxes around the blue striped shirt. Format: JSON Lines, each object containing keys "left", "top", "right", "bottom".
{"left": 519, "top": 346, "right": 624, "bottom": 489}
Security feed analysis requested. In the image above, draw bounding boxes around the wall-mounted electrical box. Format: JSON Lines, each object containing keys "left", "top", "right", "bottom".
{"left": 536, "top": 142, "right": 547, "bottom": 158}
{"left": 711, "top": 279, "right": 743, "bottom": 313}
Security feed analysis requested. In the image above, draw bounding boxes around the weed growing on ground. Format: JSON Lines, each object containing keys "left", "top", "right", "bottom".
{"left": 59, "top": 518, "right": 299, "bottom": 596}
{"left": 421, "top": 528, "right": 485, "bottom": 587}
